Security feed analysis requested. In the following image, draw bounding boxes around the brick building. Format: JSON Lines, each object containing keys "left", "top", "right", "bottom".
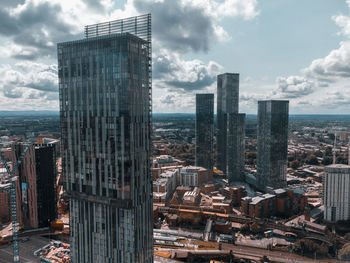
{"left": 179, "top": 166, "right": 213, "bottom": 187}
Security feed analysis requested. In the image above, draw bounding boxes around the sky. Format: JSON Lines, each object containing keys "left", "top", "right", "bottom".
{"left": 0, "top": 0, "right": 349, "bottom": 114}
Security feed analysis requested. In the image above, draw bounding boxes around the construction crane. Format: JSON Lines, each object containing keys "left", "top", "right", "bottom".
{"left": 0, "top": 142, "right": 34, "bottom": 263}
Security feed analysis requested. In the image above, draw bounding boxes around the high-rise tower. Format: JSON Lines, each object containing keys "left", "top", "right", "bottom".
{"left": 35, "top": 145, "right": 57, "bottom": 227}
{"left": 227, "top": 113, "right": 246, "bottom": 182}
{"left": 58, "top": 14, "right": 153, "bottom": 263}
{"left": 323, "top": 164, "right": 350, "bottom": 222}
{"left": 216, "top": 73, "right": 245, "bottom": 183}
{"left": 257, "top": 100, "right": 289, "bottom": 191}
{"left": 195, "top": 94, "right": 214, "bottom": 170}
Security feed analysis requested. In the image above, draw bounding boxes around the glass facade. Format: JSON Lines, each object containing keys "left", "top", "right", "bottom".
{"left": 216, "top": 73, "right": 245, "bottom": 184}
{"left": 35, "top": 145, "right": 57, "bottom": 227}
{"left": 227, "top": 113, "right": 246, "bottom": 182}
{"left": 195, "top": 94, "right": 214, "bottom": 170}
{"left": 58, "top": 15, "right": 152, "bottom": 263}
{"left": 257, "top": 100, "right": 289, "bottom": 190}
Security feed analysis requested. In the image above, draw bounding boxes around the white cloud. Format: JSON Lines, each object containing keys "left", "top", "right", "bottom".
{"left": 154, "top": 49, "right": 223, "bottom": 92}
{"left": 270, "top": 0, "right": 350, "bottom": 113}
{"left": 304, "top": 41, "right": 350, "bottom": 81}
{"left": 273, "top": 76, "right": 315, "bottom": 99}
{"left": 0, "top": 0, "right": 260, "bottom": 111}
{"left": 0, "top": 62, "right": 58, "bottom": 101}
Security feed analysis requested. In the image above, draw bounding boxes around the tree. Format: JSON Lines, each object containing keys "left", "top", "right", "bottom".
{"left": 339, "top": 243, "right": 350, "bottom": 261}
{"left": 345, "top": 233, "right": 350, "bottom": 241}
{"left": 328, "top": 133, "right": 335, "bottom": 141}
{"left": 291, "top": 160, "right": 300, "bottom": 170}
{"left": 325, "top": 147, "right": 333, "bottom": 157}
{"left": 306, "top": 154, "right": 319, "bottom": 165}
{"left": 336, "top": 155, "right": 347, "bottom": 164}
{"left": 314, "top": 150, "right": 323, "bottom": 158}
{"left": 322, "top": 156, "right": 333, "bottom": 165}
{"left": 293, "top": 239, "right": 328, "bottom": 257}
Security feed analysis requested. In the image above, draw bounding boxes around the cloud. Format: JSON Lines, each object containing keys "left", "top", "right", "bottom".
{"left": 0, "top": 0, "right": 260, "bottom": 111}
{"left": 272, "top": 1, "right": 350, "bottom": 109}
{"left": 160, "top": 95, "right": 176, "bottom": 105}
{"left": 133, "top": 0, "right": 221, "bottom": 52}
{"left": 0, "top": 0, "right": 259, "bottom": 60}
{"left": 0, "top": 0, "right": 118, "bottom": 60}
{"left": 303, "top": 41, "right": 350, "bottom": 81}
{"left": 302, "top": 2, "right": 350, "bottom": 83}
{"left": 3, "top": 86, "right": 23, "bottom": 99}
{"left": 0, "top": 62, "right": 58, "bottom": 97}
{"left": 273, "top": 76, "right": 315, "bottom": 99}
{"left": 153, "top": 92, "right": 196, "bottom": 113}
{"left": 318, "top": 91, "right": 350, "bottom": 108}
{"left": 154, "top": 50, "right": 223, "bottom": 91}
{"left": 133, "top": 0, "right": 258, "bottom": 53}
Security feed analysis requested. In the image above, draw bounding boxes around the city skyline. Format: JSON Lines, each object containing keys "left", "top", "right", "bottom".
{"left": 0, "top": 1, "right": 349, "bottom": 114}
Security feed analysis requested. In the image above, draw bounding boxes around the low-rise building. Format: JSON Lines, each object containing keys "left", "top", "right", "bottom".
{"left": 153, "top": 169, "right": 178, "bottom": 204}
{"left": 153, "top": 155, "right": 185, "bottom": 168}
{"left": 220, "top": 186, "right": 247, "bottom": 206}
{"left": 179, "top": 166, "right": 212, "bottom": 187}
{"left": 183, "top": 187, "right": 201, "bottom": 206}
{"left": 241, "top": 188, "right": 307, "bottom": 218}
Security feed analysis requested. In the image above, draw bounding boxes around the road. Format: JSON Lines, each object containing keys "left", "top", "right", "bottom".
{"left": 157, "top": 244, "right": 339, "bottom": 263}
{"left": 0, "top": 235, "right": 49, "bottom": 262}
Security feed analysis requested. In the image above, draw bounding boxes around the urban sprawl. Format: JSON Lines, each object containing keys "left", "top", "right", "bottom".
{"left": 0, "top": 14, "right": 350, "bottom": 263}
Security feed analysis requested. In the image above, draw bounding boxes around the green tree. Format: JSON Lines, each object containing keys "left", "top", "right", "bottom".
{"left": 339, "top": 243, "right": 350, "bottom": 261}
{"left": 291, "top": 160, "right": 300, "bottom": 170}
{"left": 306, "top": 154, "right": 319, "bottom": 165}
{"left": 322, "top": 156, "right": 333, "bottom": 165}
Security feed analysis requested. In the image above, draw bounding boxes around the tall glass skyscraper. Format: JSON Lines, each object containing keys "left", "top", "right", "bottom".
{"left": 195, "top": 93, "right": 214, "bottom": 170}
{"left": 227, "top": 113, "right": 246, "bottom": 182}
{"left": 257, "top": 100, "right": 289, "bottom": 191}
{"left": 58, "top": 14, "right": 153, "bottom": 263}
{"left": 216, "top": 73, "right": 245, "bottom": 183}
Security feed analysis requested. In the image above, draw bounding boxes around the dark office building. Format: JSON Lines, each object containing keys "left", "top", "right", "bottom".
{"left": 196, "top": 94, "right": 214, "bottom": 170}
{"left": 227, "top": 113, "right": 246, "bottom": 182}
{"left": 35, "top": 145, "right": 57, "bottom": 227}
{"left": 257, "top": 100, "right": 289, "bottom": 191}
{"left": 58, "top": 14, "right": 153, "bottom": 262}
{"left": 216, "top": 73, "right": 245, "bottom": 183}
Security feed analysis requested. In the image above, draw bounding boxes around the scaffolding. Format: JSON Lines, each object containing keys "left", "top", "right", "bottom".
{"left": 84, "top": 14, "right": 152, "bottom": 120}
{"left": 0, "top": 142, "right": 34, "bottom": 263}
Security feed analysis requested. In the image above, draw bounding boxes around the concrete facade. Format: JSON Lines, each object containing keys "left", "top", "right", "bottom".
{"left": 323, "top": 164, "right": 350, "bottom": 222}
{"left": 179, "top": 166, "right": 212, "bottom": 187}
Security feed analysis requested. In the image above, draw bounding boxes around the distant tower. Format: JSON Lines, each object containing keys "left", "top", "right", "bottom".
{"left": 257, "top": 100, "right": 289, "bottom": 191}
{"left": 216, "top": 73, "right": 245, "bottom": 183}
{"left": 58, "top": 14, "right": 153, "bottom": 262}
{"left": 217, "top": 73, "right": 239, "bottom": 175}
{"left": 196, "top": 94, "right": 214, "bottom": 170}
{"left": 348, "top": 137, "right": 350, "bottom": 165}
{"left": 35, "top": 145, "right": 57, "bottom": 227}
{"left": 324, "top": 164, "right": 350, "bottom": 222}
{"left": 227, "top": 113, "right": 246, "bottom": 182}
{"left": 333, "top": 135, "right": 337, "bottom": 164}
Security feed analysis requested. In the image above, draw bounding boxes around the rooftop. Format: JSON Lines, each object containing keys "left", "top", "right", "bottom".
{"left": 326, "top": 164, "right": 350, "bottom": 169}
